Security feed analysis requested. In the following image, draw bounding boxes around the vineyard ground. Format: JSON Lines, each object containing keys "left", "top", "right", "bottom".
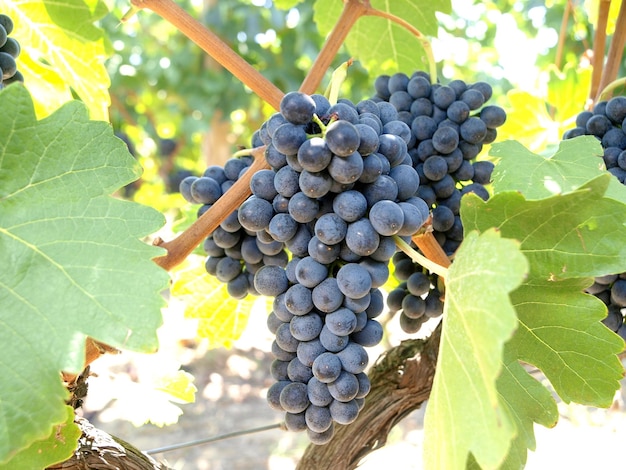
{"left": 81, "top": 297, "right": 626, "bottom": 470}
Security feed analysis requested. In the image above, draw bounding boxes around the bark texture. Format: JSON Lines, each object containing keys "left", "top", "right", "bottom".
{"left": 47, "top": 417, "right": 171, "bottom": 470}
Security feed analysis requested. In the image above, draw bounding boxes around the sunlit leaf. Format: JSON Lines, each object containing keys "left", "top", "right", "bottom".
{"left": 0, "top": 85, "right": 168, "bottom": 463}
{"left": 0, "top": 406, "right": 81, "bottom": 470}
{"left": 171, "top": 255, "right": 256, "bottom": 348}
{"left": 461, "top": 175, "right": 626, "bottom": 280}
{"left": 314, "top": 0, "right": 451, "bottom": 75}
{"left": 497, "top": 65, "right": 591, "bottom": 153}
{"left": 154, "top": 370, "right": 197, "bottom": 404}
{"left": 423, "top": 229, "right": 528, "bottom": 470}
{"left": 2, "top": 0, "right": 111, "bottom": 120}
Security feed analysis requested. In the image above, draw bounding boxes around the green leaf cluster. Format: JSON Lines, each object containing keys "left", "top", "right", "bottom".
{"left": 0, "top": 85, "right": 170, "bottom": 465}
{"left": 314, "top": 0, "right": 451, "bottom": 75}
{"left": 424, "top": 138, "right": 626, "bottom": 469}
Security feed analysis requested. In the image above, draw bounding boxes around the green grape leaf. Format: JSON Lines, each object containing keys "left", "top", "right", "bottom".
{"left": 314, "top": 0, "right": 451, "bottom": 75}
{"left": 491, "top": 135, "right": 626, "bottom": 209}
{"left": 2, "top": 0, "right": 111, "bottom": 120}
{"left": 509, "top": 279, "right": 624, "bottom": 407}
{"left": 0, "top": 85, "right": 169, "bottom": 463}
{"left": 495, "top": 352, "right": 559, "bottom": 469}
{"left": 0, "top": 405, "right": 81, "bottom": 470}
{"left": 423, "top": 229, "right": 528, "bottom": 470}
{"left": 171, "top": 255, "right": 255, "bottom": 348}
{"left": 490, "top": 137, "right": 605, "bottom": 199}
{"left": 461, "top": 174, "right": 626, "bottom": 280}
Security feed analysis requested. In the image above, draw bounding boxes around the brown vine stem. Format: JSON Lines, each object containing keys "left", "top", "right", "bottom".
{"left": 554, "top": 0, "right": 572, "bottom": 71}
{"left": 153, "top": 147, "right": 269, "bottom": 271}
{"left": 129, "top": 0, "right": 284, "bottom": 110}
{"left": 412, "top": 230, "right": 452, "bottom": 269}
{"left": 589, "top": 0, "right": 611, "bottom": 103}
{"left": 595, "top": 0, "right": 626, "bottom": 102}
{"left": 299, "top": 0, "right": 367, "bottom": 95}
{"left": 394, "top": 235, "right": 448, "bottom": 279}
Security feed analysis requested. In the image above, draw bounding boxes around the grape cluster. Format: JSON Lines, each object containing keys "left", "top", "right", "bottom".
{"left": 180, "top": 155, "right": 288, "bottom": 299}
{"left": 369, "top": 71, "right": 506, "bottom": 334}
{"left": 564, "top": 95, "right": 626, "bottom": 337}
{"left": 372, "top": 71, "right": 505, "bottom": 254}
{"left": 0, "top": 14, "right": 23, "bottom": 88}
{"left": 253, "top": 91, "right": 429, "bottom": 443}
{"left": 386, "top": 251, "right": 444, "bottom": 333}
{"left": 564, "top": 96, "right": 626, "bottom": 182}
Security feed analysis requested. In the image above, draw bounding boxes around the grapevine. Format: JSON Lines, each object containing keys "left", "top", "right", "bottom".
{"left": 2, "top": 1, "right": 626, "bottom": 470}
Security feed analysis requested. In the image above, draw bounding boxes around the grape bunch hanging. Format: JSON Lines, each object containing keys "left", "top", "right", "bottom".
{"left": 179, "top": 69, "right": 509, "bottom": 443}
{"left": 0, "top": 13, "right": 23, "bottom": 88}
{"left": 564, "top": 96, "right": 626, "bottom": 338}
{"left": 371, "top": 71, "right": 507, "bottom": 334}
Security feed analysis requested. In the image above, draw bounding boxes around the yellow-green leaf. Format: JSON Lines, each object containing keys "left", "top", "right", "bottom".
{"left": 0, "top": 406, "right": 80, "bottom": 470}
{"left": 2, "top": 0, "right": 111, "bottom": 120}
{"left": 423, "top": 229, "right": 528, "bottom": 470}
{"left": 171, "top": 255, "right": 255, "bottom": 348}
{"left": 154, "top": 370, "right": 197, "bottom": 404}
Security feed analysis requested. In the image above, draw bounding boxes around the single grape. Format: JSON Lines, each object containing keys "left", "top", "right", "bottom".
{"left": 336, "top": 263, "right": 372, "bottom": 299}
{"left": 254, "top": 265, "right": 289, "bottom": 296}
{"left": 325, "top": 308, "right": 358, "bottom": 336}
{"left": 307, "top": 377, "right": 333, "bottom": 407}
{"left": 267, "top": 380, "right": 291, "bottom": 411}
{"left": 327, "top": 371, "right": 359, "bottom": 402}
{"left": 325, "top": 120, "right": 360, "bottom": 157}
{"left": 279, "top": 382, "right": 310, "bottom": 413}
{"left": 312, "top": 352, "right": 343, "bottom": 383}
{"left": 305, "top": 404, "right": 333, "bottom": 433}
{"left": 336, "top": 342, "right": 369, "bottom": 374}
{"left": 280, "top": 91, "right": 316, "bottom": 125}
{"left": 329, "top": 399, "right": 360, "bottom": 425}
{"left": 351, "top": 319, "right": 383, "bottom": 347}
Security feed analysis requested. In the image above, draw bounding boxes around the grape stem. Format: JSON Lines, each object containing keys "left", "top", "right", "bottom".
{"left": 589, "top": 0, "right": 611, "bottom": 103}
{"left": 299, "top": 0, "right": 367, "bottom": 94}
{"left": 597, "top": 76, "right": 626, "bottom": 101}
{"left": 152, "top": 146, "right": 269, "bottom": 271}
{"left": 554, "top": 0, "right": 571, "bottom": 71}
{"left": 324, "top": 59, "right": 354, "bottom": 105}
{"left": 393, "top": 235, "right": 449, "bottom": 279}
{"left": 595, "top": 0, "right": 626, "bottom": 103}
{"left": 129, "top": 0, "right": 284, "bottom": 110}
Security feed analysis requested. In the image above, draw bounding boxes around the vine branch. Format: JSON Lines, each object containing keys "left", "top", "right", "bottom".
{"left": 299, "top": 0, "right": 367, "bottom": 94}
{"left": 590, "top": 0, "right": 611, "bottom": 103}
{"left": 554, "top": 0, "right": 572, "bottom": 71}
{"left": 299, "top": 0, "right": 437, "bottom": 94}
{"left": 129, "top": 0, "right": 284, "bottom": 110}
{"left": 595, "top": 0, "right": 626, "bottom": 102}
{"left": 153, "top": 146, "right": 268, "bottom": 272}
